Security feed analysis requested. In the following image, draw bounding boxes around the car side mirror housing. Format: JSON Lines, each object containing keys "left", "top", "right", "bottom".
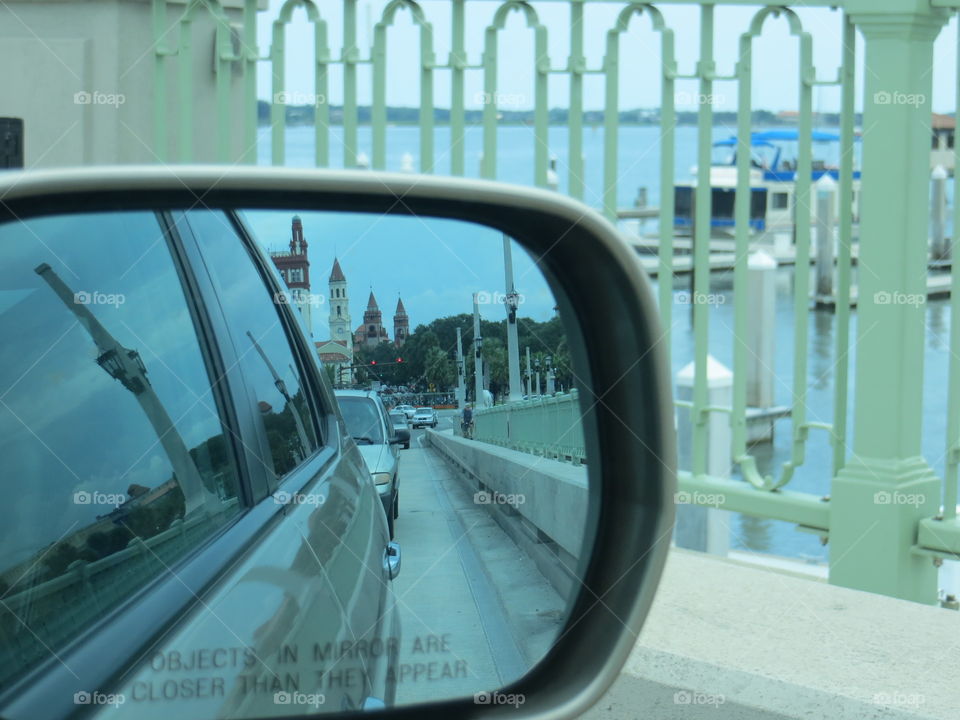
{"left": 0, "top": 167, "right": 675, "bottom": 720}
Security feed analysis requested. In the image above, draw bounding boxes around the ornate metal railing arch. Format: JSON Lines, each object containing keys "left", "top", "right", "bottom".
{"left": 603, "top": 4, "right": 677, "bottom": 369}
{"left": 269, "top": 0, "right": 330, "bottom": 166}
{"left": 372, "top": 0, "right": 436, "bottom": 171}
{"left": 481, "top": 1, "right": 549, "bottom": 186}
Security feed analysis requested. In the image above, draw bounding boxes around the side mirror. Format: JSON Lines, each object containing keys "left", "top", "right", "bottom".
{"left": 0, "top": 167, "right": 674, "bottom": 720}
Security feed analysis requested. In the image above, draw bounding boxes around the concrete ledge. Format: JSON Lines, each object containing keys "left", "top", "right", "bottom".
{"left": 426, "top": 430, "right": 588, "bottom": 596}
{"left": 585, "top": 549, "right": 960, "bottom": 720}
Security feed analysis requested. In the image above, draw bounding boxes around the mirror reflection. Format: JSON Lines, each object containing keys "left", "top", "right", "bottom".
{"left": 0, "top": 209, "right": 589, "bottom": 715}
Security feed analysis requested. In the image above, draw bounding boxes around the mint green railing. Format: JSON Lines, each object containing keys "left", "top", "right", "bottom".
{"left": 474, "top": 390, "right": 586, "bottom": 463}
{"left": 149, "top": 0, "right": 960, "bottom": 604}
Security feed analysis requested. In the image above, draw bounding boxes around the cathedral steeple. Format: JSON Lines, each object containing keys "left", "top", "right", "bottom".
{"left": 360, "top": 291, "right": 388, "bottom": 348}
{"left": 328, "top": 257, "right": 351, "bottom": 346}
{"left": 318, "top": 256, "right": 353, "bottom": 385}
{"left": 394, "top": 297, "right": 409, "bottom": 348}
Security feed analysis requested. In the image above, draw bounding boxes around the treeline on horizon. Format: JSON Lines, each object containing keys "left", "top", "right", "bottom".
{"left": 258, "top": 101, "right": 864, "bottom": 127}
{"left": 348, "top": 312, "right": 572, "bottom": 399}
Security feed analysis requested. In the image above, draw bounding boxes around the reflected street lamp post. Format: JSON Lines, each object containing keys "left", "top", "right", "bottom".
{"left": 525, "top": 347, "right": 532, "bottom": 397}
{"left": 503, "top": 234, "right": 523, "bottom": 403}
{"left": 34, "top": 263, "right": 217, "bottom": 516}
{"left": 455, "top": 326, "right": 465, "bottom": 413}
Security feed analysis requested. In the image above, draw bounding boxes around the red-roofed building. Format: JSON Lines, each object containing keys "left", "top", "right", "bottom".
{"left": 269, "top": 216, "right": 313, "bottom": 334}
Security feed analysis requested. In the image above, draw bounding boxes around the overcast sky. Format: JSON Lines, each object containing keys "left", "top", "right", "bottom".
{"left": 257, "top": 1, "right": 959, "bottom": 114}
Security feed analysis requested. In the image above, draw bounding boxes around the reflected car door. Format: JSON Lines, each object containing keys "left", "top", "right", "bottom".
{"left": 96, "top": 210, "right": 399, "bottom": 718}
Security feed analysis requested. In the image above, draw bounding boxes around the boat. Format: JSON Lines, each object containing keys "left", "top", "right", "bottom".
{"left": 674, "top": 129, "right": 862, "bottom": 235}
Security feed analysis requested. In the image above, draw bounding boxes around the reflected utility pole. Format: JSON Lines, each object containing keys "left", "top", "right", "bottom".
{"left": 472, "top": 292, "right": 485, "bottom": 406}
{"left": 455, "top": 326, "right": 465, "bottom": 412}
{"left": 503, "top": 234, "right": 523, "bottom": 403}
{"left": 35, "top": 263, "right": 217, "bottom": 516}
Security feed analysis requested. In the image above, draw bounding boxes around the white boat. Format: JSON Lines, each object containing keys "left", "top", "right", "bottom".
{"left": 674, "top": 129, "right": 862, "bottom": 235}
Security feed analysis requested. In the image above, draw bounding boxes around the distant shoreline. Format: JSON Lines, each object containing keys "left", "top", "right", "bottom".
{"left": 258, "top": 101, "right": 864, "bottom": 128}
{"left": 259, "top": 119, "right": 847, "bottom": 128}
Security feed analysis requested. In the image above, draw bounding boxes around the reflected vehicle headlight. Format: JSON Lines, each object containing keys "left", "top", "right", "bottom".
{"left": 372, "top": 472, "right": 392, "bottom": 486}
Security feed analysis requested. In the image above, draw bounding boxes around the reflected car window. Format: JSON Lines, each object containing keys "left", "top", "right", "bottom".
{"left": 339, "top": 397, "right": 385, "bottom": 444}
{"left": 0, "top": 211, "right": 242, "bottom": 692}
{"left": 184, "top": 210, "right": 319, "bottom": 481}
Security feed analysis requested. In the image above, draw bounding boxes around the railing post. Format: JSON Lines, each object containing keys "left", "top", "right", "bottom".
{"left": 931, "top": 164, "right": 949, "bottom": 262}
{"left": 832, "top": 2, "right": 948, "bottom": 604}
{"left": 815, "top": 174, "right": 837, "bottom": 298}
{"left": 747, "top": 250, "right": 777, "bottom": 410}
{"left": 676, "top": 356, "right": 732, "bottom": 557}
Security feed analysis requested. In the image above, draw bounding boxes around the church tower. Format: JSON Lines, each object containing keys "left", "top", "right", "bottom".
{"left": 269, "top": 215, "right": 312, "bottom": 333}
{"left": 394, "top": 297, "right": 409, "bottom": 348}
{"left": 315, "top": 257, "right": 353, "bottom": 385}
{"left": 328, "top": 258, "right": 351, "bottom": 347}
{"left": 358, "top": 292, "right": 389, "bottom": 348}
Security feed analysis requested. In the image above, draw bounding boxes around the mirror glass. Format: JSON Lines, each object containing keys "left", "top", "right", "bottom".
{"left": 0, "top": 207, "right": 591, "bottom": 714}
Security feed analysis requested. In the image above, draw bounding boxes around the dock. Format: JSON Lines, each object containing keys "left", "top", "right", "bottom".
{"left": 629, "top": 238, "right": 861, "bottom": 277}
{"left": 814, "top": 273, "right": 953, "bottom": 309}
{"left": 624, "top": 232, "right": 953, "bottom": 306}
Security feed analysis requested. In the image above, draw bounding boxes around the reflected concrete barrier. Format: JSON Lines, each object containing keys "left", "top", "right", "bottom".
{"left": 426, "top": 430, "right": 588, "bottom": 597}
{"left": 472, "top": 390, "right": 587, "bottom": 464}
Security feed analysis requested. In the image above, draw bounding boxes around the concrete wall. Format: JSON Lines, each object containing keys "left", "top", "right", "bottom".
{"left": 427, "top": 430, "right": 589, "bottom": 596}
{"left": 0, "top": 0, "right": 259, "bottom": 167}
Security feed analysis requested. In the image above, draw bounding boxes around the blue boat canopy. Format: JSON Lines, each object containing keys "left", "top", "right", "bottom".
{"left": 713, "top": 129, "right": 856, "bottom": 147}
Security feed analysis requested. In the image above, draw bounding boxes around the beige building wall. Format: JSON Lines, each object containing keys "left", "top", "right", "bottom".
{"left": 0, "top": 0, "right": 265, "bottom": 168}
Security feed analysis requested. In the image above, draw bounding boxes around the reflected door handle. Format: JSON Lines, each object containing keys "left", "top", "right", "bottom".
{"left": 384, "top": 541, "right": 401, "bottom": 580}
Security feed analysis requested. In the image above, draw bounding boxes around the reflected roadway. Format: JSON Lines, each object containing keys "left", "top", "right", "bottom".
{"left": 389, "top": 411, "right": 567, "bottom": 706}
